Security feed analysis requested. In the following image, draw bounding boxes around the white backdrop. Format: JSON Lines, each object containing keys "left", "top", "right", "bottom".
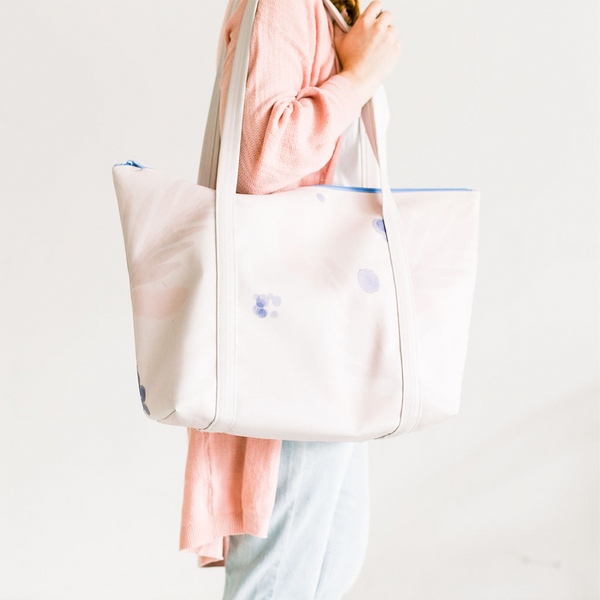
{"left": 0, "top": 0, "right": 597, "bottom": 598}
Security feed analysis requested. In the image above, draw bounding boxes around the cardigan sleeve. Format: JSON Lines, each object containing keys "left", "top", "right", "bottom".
{"left": 219, "top": 0, "right": 367, "bottom": 194}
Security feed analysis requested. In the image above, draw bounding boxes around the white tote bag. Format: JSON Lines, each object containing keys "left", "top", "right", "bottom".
{"left": 112, "top": 0, "right": 480, "bottom": 442}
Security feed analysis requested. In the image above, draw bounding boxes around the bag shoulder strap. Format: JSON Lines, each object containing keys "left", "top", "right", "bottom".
{"left": 200, "top": 0, "right": 421, "bottom": 437}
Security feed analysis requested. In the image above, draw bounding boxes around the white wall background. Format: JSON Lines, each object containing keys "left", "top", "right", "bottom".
{"left": 0, "top": 0, "right": 597, "bottom": 598}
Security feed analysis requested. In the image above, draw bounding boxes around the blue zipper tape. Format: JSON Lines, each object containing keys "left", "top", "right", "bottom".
{"left": 111, "top": 162, "right": 471, "bottom": 193}
{"left": 113, "top": 160, "right": 147, "bottom": 169}
{"left": 315, "top": 184, "right": 473, "bottom": 193}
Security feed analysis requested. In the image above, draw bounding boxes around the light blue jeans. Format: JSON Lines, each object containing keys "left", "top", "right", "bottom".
{"left": 222, "top": 439, "right": 370, "bottom": 600}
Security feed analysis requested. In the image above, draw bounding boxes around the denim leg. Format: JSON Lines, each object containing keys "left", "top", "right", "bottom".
{"left": 313, "top": 441, "right": 370, "bottom": 600}
{"left": 221, "top": 439, "right": 360, "bottom": 600}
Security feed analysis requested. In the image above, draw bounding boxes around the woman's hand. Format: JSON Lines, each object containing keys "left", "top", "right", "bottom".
{"left": 333, "top": 1, "right": 401, "bottom": 103}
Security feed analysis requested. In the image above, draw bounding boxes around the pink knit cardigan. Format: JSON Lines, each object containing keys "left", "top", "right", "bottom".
{"left": 179, "top": 0, "right": 367, "bottom": 568}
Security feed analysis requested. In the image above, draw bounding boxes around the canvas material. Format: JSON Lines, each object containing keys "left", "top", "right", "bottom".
{"left": 111, "top": 0, "right": 480, "bottom": 441}
{"left": 333, "top": 97, "right": 389, "bottom": 189}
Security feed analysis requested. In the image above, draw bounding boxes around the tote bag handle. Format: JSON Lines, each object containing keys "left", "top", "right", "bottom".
{"left": 205, "top": 0, "right": 422, "bottom": 436}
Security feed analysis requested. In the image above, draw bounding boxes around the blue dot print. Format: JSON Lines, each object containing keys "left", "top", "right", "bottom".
{"left": 137, "top": 365, "right": 150, "bottom": 415}
{"left": 316, "top": 193, "right": 326, "bottom": 202}
{"left": 357, "top": 268, "right": 379, "bottom": 293}
{"left": 253, "top": 292, "right": 282, "bottom": 318}
{"left": 372, "top": 217, "right": 388, "bottom": 241}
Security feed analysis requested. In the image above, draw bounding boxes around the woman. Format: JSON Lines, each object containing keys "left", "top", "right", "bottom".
{"left": 179, "top": 0, "right": 401, "bottom": 597}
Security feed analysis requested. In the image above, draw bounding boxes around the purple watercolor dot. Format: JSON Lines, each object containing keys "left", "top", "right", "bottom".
{"left": 254, "top": 292, "right": 282, "bottom": 318}
{"left": 316, "top": 193, "right": 326, "bottom": 202}
{"left": 372, "top": 218, "right": 388, "bottom": 240}
{"left": 255, "top": 294, "right": 269, "bottom": 308}
{"left": 357, "top": 268, "right": 380, "bottom": 293}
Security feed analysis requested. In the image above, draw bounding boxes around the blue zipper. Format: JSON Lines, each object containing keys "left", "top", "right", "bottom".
{"left": 111, "top": 163, "right": 471, "bottom": 192}
{"left": 315, "top": 184, "right": 473, "bottom": 193}
{"left": 113, "top": 159, "right": 148, "bottom": 169}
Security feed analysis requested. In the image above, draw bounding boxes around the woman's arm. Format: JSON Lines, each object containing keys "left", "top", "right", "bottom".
{"left": 219, "top": 0, "right": 366, "bottom": 194}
